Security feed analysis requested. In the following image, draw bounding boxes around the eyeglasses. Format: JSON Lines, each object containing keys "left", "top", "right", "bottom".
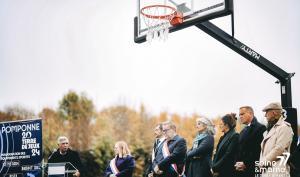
{"left": 162, "top": 128, "right": 170, "bottom": 133}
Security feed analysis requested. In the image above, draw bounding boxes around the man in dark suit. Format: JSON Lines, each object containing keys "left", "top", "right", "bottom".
{"left": 235, "top": 106, "right": 266, "bottom": 177}
{"left": 146, "top": 123, "right": 165, "bottom": 177}
{"left": 153, "top": 121, "right": 187, "bottom": 177}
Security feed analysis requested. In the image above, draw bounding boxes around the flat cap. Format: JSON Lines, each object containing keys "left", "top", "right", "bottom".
{"left": 262, "top": 102, "right": 282, "bottom": 112}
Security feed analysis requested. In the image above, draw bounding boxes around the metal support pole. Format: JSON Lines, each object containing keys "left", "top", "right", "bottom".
{"left": 195, "top": 21, "right": 298, "bottom": 151}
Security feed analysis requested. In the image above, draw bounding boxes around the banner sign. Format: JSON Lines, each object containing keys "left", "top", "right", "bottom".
{"left": 0, "top": 119, "right": 43, "bottom": 177}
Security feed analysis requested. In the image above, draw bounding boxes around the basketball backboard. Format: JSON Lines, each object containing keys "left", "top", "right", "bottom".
{"left": 134, "top": 0, "right": 233, "bottom": 43}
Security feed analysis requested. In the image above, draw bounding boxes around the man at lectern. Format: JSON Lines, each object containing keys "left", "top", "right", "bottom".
{"left": 48, "top": 136, "right": 83, "bottom": 177}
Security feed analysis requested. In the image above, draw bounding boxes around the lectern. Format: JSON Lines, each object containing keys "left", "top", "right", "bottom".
{"left": 47, "top": 163, "right": 78, "bottom": 177}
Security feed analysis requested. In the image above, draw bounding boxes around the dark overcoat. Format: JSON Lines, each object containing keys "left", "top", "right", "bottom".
{"left": 236, "top": 118, "right": 266, "bottom": 177}
{"left": 212, "top": 129, "right": 239, "bottom": 177}
{"left": 186, "top": 134, "right": 214, "bottom": 177}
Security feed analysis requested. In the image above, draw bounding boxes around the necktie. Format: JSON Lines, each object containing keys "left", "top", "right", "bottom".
{"left": 154, "top": 139, "right": 161, "bottom": 154}
{"left": 156, "top": 139, "right": 161, "bottom": 148}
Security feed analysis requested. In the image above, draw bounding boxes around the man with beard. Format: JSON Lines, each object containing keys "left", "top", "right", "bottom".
{"left": 259, "top": 102, "right": 293, "bottom": 177}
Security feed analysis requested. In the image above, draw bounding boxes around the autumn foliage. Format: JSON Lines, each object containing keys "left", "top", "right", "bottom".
{"left": 0, "top": 91, "right": 250, "bottom": 177}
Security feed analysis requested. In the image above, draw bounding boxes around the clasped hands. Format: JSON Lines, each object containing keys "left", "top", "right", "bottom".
{"left": 73, "top": 170, "right": 80, "bottom": 177}
{"left": 234, "top": 161, "right": 246, "bottom": 171}
{"left": 211, "top": 169, "right": 219, "bottom": 177}
{"left": 154, "top": 165, "right": 163, "bottom": 175}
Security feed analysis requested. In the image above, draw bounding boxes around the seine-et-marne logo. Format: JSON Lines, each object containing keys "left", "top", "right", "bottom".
{"left": 255, "top": 152, "right": 290, "bottom": 177}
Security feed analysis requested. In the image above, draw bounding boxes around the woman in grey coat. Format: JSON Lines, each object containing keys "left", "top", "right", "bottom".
{"left": 186, "top": 117, "right": 215, "bottom": 177}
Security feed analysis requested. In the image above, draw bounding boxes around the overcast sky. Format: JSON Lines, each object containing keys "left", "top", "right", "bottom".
{"left": 0, "top": 0, "right": 299, "bottom": 124}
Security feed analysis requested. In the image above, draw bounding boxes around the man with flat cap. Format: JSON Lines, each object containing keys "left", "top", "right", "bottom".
{"left": 48, "top": 136, "right": 83, "bottom": 177}
{"left": 259, "top": 102, "right": 293, "bottom": 177}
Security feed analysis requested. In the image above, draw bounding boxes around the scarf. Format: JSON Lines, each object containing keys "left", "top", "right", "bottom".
{"left": 192, "top": 133, "right": 207, "bottom": 149}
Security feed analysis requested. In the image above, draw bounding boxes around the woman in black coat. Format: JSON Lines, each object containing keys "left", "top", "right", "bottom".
{"left": 186, "top": 117, "right": 215, "bottom": 177}
{"left": 212, "top": 113, "right": 239, "bottom": 177}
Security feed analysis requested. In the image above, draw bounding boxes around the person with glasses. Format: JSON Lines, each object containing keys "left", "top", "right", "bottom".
{"left": 153, "top": 121, "right": 187, "bottom": 177}
{"left": 186, "top": 117, "right": 215, "bottom": 177}
{"left": 212, "top": 113, "right": 239, "bottom": 177}
{"left": 48, "top": 136, "right": 82, "bottom": 177}
{"left": 235, "top": 106, "right": 266, "bottom": 177}
{"left": 105, "top": 141, "right": 135, "bottom": 177}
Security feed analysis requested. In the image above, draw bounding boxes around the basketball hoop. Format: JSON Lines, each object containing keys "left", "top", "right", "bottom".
{"left": 140, "top": 5, "right": 183, "bottom": 42}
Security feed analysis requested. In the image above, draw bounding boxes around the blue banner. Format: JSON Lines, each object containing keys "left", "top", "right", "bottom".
{"left": 0, "top": 119, "right": 43, "bottom": 177}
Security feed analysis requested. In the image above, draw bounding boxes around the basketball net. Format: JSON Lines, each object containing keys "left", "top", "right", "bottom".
{"left": 141, "top": 5, "right": 180, "bottom": 42}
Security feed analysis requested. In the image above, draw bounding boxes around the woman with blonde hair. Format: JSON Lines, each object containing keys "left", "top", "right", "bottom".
{"left": 186, "top": 117, "right": 215, "bottom": 177}
{"left": 105, "top": 141, "right": 135, "bottom": 177}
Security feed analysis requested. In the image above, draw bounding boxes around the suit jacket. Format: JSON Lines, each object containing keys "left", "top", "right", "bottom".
{"left": 259, "top": 116, "right": 293, "bottom": 177}
{"left": 154, "top": 138, "right": 166, "bottom": 160}
{"left": 158, "top": 135, "right": 187, "bottom": 177}
{"left": 186, "top": 134, "right": 214, "bottom": 177}
{"left": 145, "top": 138, "right": 165, "bottom": 176}
{"left": 212, "top": 129, "right": 239, "bottom": 177}
{"left": 236, "top": 117, "right": 266, "bottom": 177}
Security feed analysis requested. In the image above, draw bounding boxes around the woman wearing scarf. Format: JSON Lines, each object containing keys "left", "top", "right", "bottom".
{"left": 105, "top": 141, "right": 135, "bottom": 177}
{"left": 186, "top": 117, "right": 215, "bottom": 177}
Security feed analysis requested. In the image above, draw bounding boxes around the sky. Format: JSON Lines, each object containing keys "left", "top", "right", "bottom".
{"left": 0, "top": 0, "right": 299, "bottom": 124}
